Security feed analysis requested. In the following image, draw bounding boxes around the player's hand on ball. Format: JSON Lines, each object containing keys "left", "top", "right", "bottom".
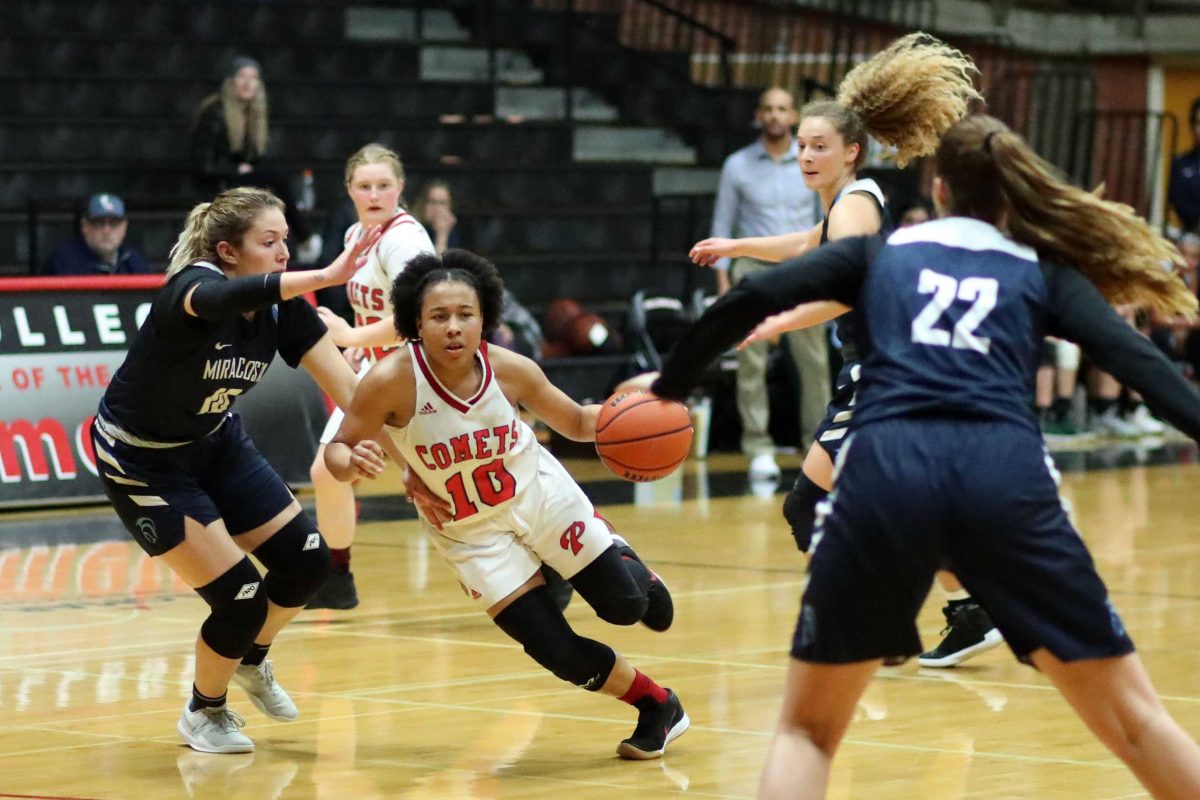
{"left": 403, "top": 465, "right": 453, "bottom": 530}
{"left": 349, "top": 441, "right": 386, "bottom": 479}
{"left": 614, "top": 372, "right": 659, "bottom": 395}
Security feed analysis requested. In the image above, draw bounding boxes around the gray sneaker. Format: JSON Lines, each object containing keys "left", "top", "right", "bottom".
{"left": 233, "top": 661, "right": 298, "bottom": 721}
{"left": 177, "top": 703, "right": 254, "bottom": 754}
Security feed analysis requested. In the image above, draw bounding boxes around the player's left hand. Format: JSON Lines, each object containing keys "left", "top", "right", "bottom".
{"left": 404, "top": 465, "right": 452, "bottom": 530}
{"left": 349, "top": 440, "right": 386, "bottom": 479}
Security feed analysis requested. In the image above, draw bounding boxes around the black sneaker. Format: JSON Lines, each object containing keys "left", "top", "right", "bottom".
{"left": 611, "top": 533, "right": 673, "bottom": 632}
{"left": 305, "top": 571, "right": 359, "bottom": 610}
{"left": 616, "top": 690, "right": 690, "bottom": 760}
{"left": 917, "top": 601, "right": 1003, "bottom": 668}
{"left": 541, "top": 564, "right": 573, "bottom": 612}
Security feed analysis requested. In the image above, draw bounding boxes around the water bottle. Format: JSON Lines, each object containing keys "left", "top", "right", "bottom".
{"left": 297, "top": 169, "right": 315, "bottom": 212}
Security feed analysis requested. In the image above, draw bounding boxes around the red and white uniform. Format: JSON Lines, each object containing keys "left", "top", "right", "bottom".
{"left": 396, "top": 341, "right": 613, "bottom": 606}
{"left": 321, "top": 209, "right": 435, "bottom": 443}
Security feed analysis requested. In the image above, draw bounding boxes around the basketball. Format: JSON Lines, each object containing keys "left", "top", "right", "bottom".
{"left": 595, "top": 391, "right": 693, "bottom": 482}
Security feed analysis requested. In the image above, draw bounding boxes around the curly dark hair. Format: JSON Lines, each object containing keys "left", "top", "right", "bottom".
{"left": 391, "top": 249, "right": 505, "bottom": 341}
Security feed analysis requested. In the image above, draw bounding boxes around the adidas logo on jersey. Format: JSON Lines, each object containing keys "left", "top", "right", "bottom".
{"left": 235, "top": 582, "right": 260, "bottom": 600}
{"left": 419, "top": 402, "right": 437, "bottom": 416}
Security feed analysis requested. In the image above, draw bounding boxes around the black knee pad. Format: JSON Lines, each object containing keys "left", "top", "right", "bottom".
{"left": 252, "top": 512, "right": 332, "bottom": 608}
{"left": 570, "top": 546, "right": 648, "bottom": 626}
{"left": 783, "top": 472, "right": 827, "bottom": 553}
{"left": 494, "top": 587, "right": 617, "bottom": 691}
{"left": 196, "top": 557, "right": 269, "bottom": 659}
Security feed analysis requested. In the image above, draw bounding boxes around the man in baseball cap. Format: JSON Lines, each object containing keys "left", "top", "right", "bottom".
{"left": 44, "top": 193, "right": 155, "bottom": 275}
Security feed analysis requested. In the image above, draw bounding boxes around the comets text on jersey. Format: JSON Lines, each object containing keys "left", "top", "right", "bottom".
{"left": 412, "top": 422, "right": 521, "bottom": 472}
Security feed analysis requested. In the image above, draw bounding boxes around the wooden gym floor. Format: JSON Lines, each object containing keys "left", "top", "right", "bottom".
{"left": 2, "top": 438, "right": 1199, "bottom": 799}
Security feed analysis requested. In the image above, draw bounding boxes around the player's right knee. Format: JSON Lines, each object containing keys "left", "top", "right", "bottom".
{"left": 494, "top": 587, "right": 617, "bottom": 690}
{"left": 783, "top": 473, "right": 827, "bottom": 553}
{"left": 195, "top": 557, "right": 269, "bottom": 659}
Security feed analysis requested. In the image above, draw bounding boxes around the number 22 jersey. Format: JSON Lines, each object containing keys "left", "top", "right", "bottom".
{"left": 395, "top": 341, "right": 540, "bottom": 528}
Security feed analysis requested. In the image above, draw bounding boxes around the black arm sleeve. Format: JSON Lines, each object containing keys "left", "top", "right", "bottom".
{"left": 1044, "top": 262, "right": 1200, "bottom": 441}
{"left": 652, "top": 236, "right": 878, "bottom": 400}
{"left": 188, "top": 272, "right": 284, "bottom": 320}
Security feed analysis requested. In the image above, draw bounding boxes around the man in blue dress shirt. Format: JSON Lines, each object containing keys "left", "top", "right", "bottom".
{"left": 710, "top": 87, "right": 823, "bottom": 479}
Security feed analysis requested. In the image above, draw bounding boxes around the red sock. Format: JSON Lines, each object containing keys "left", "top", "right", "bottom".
{"left": 618, "top": 670, "right": 668, "bottom": 706}
{"left": 331, "top": 547, "right": 351, "bottom": 573}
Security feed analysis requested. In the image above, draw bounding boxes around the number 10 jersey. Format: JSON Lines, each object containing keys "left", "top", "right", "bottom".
{"left": 395, "top": 341, "right": 540, "bottom": 530}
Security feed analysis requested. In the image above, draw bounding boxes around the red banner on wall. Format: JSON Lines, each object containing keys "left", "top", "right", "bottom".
{"left": 0, "top": 276, "right": 330, "bottom": 509}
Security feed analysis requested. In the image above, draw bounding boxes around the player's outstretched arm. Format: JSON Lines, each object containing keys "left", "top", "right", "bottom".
{"left": 737, "top": 301, "right": 851, "bottom": 350}
{"left": 690, "top": 228, "right": 819, "bottom": 267}
{"left": 317, "top": 307, "right": 406, "bottom": 350}
{"left": 501, "top": 349, "right": 600, "bottom": 442}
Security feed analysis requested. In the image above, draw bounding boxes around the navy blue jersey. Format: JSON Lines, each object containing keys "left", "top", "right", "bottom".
{"left": 852, "top": 218, "right": 1044, "bottom": 431}
{"left": 101, "top": 262, "right": 326, "bottom": 443}
{"left": 654, "top": 219, "right": 1200, "bottom": 442}
{"left": 818, "top": 178, "right": 890, "bottom": 363}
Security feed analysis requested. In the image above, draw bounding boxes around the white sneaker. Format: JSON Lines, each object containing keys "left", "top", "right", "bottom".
{"left": 177, "top": 703, "right": 254, "bottom": 754}
{"left": 1093, "top": 407, "right": 1140, "bottom": 438}
{"left": 748, "top": 452, "right": 780, "bottom": 480}
{"left": 233, "top": 661, "right": 298, "bottom": 721}
{"left": 1128, "top": 404, "right": 1165, "bottom": 435}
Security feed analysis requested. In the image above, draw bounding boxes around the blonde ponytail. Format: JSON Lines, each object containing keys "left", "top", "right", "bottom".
{"left": 805, "top": 33, "right": 981, "bottom": 169}
{"left": 167, "top": 202, "right": 213, "bottom": 275}
{"left": 938, "top": 115, "right": 1195, "bottom": 318}
{"left": 166, "top": 188, "right": 284, "bottom": 276}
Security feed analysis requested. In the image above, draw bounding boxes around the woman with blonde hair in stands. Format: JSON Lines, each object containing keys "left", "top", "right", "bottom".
{"left": 305, "top": 143, "right": 436, "bottom": 609}
{"left": 655, "top": 113, "right": 1200, "bottom": 800}
{"left": 690, "top": 33, "right": 998, "bottom": 667}
{"left": 191, "top": 56, "right": 321, "bottom": 262}
{"left": 91, "top": 186, "right": 380, "bottom": 752}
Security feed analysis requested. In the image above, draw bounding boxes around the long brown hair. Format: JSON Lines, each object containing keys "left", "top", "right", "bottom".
{"left": 167, "top": 187, "right": 284, "bottom": 275}
{"left": 803, "top": 32, "right": 982, "bottom": 169}
{"left": 937, "top": 115, "right": 1194, "bottom": 317}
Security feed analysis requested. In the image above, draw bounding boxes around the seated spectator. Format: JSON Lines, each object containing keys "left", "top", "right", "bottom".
{"left": 412, "top": 180, "right": 459, "bottom": 255}
{"left": 43, "top": 193, "right": 153, "bottom": 275}
{"left": 1168, "top": 97, "right": 1200, "bottom": 234}
{"left": 190, "top": 55, "right": 320, "bottom": 261}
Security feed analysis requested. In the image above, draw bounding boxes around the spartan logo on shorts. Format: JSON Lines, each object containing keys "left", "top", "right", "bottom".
{"left": 235, "top": 582, "right": 260, "bottom": 600}
{"left": 303, "top": 533, "right": 321, "bottom": 551}
{"left": 135, "top": 517, "right": 158, "bottom": 544}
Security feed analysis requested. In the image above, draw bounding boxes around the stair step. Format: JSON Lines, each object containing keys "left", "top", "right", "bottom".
{"left": 495, "top": 87, "right": 619, "bottom": 122}
{"left": 344, "top": 7, "right": 469, "bottom": 43}
{"left": 420, "top": 46, "right": 543, "bottom": 84}
{"left": 574, "top": 126, "right": 696, "bottom": 165}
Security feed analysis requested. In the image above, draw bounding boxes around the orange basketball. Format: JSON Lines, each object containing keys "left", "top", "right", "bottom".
{"left": 567, "top": 312, "right": 614, "bottom": 354}
{"left": 595, "top": 392, "right": 693, "bottom": 482}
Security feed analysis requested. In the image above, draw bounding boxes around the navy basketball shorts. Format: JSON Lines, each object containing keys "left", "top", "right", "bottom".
{"left": 793, "top": 417, "right": 1134, "bottom": 664}
{"left": 813, "top": 361, "right": 860, "bottom": 460}
{"left": 90, "top": 414, "right": 296, "bottom": 557}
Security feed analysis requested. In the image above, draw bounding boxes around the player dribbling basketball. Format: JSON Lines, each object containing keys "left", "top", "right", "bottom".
{"left": 324, "top": 249, "right": 689, "bottom": 759}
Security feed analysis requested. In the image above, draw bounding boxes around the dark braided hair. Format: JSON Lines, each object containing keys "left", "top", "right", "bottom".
{"left": 391, "top": 249, "right": 505, "bottom": 341}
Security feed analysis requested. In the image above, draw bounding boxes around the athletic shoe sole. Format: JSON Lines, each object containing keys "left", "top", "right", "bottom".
{"left": 616, "top": 712, "right": 691, "bottom": 760}
{"left": 917, "top": 627, "right": 1004, "bottom": 668}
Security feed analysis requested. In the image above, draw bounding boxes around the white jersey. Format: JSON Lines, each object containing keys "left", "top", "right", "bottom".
{"left": 343, "top": 209, "right": 435, "bottom": 364}
{"left": 396, "top": 341, "right": 540, "bottom": 528}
